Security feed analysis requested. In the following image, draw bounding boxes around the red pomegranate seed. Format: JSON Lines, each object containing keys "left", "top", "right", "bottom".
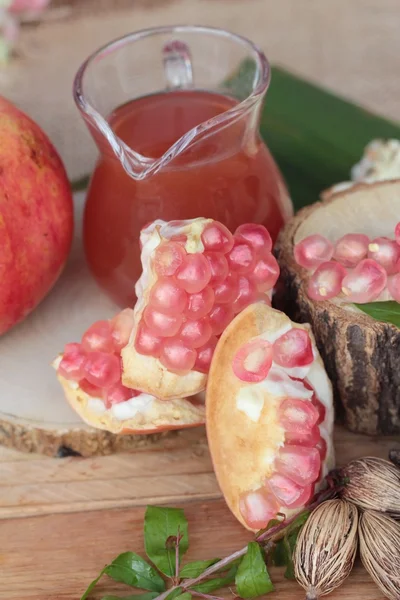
{"left": 201, "top": 222, "right": 234, "bottom": 253}
{"left": 310, "top": 394, "right": 326, "bottom": 425}
{"left": 333, "top": 233, "right": 369, "bottom": 267}
{"left": 204, "top": 252, "right": 229, "bottom": 283}
{"left": 388, "top": 273, "right": 400, "bottom": 302}
{"left": 110, "top": 309, "right": 135, "bottom": 352}
{"left": 227, "top": 238, "right": 256, "bottom": 274}
{"left": 239, "top": 488, "right": 279, "bottom": 530}
{"left": 134, "top": 322, "right": 163, "bottom": 357}
{"left": 143, "top": 307, "right": 183, "bottom": 337}
{"left": 278, "top": 398, "right": 319, "bottom": 434}
{"left": 213, "top": 272, "right": 239, "bottom": 304}
{"left": 276, "top": 445, "right": 321, "bottom": 486}
{"left": 232, "top": 276, "right": 257, "bottom": 313}
{"left": 176, "top": 253, "right": 211, "bottom": 293}
{"left": 395, "top": 222, "right": 400, "bottom": 246}
{"left": 169, "top": 234, "right": 187, "bottom": 245}
{"left": 149, "top": 279, "right": 188, "bottom": 315}
{"left": 80, "top": 378, "right": 103, "bottom": 398}
{"left": 58, "top": 343, "right": 87, "bottom": 381}
{"left": 232, "top": 338, "right": 273, "bottom": 383}
{"left": 368, "top": 236, "right": 400, "bottom": 274}
{"left": 235, "top": 223, "right": 272, "bottom": 253}
{"left": 268, "top": 473, "right": 312, "bottom": 508}
{"left": 81, "top": 320, "right": 114, "bottom": 353}
{"left": 342, "top": 258, "right": 387, "bottom": 303}
{"left": 83, "top": 352, "right": 121, "bottom": 388}
{"left": 185, "top": 287, "right": 215, "bottom": 320}
{"left": 307, "top": 261, "right": 347, "bottom": 301}
{"left": 209, "top": 304, "right": 234, "bottom": 336}
{"left": 273, "top": 328, "right": 313, "bottom": 369}
{"left": 179, "top": 318, "right": 213, "bottom": 348}
{"left": 285, "top": 425, "right": 321, "bottom": 447}
{"left": 159, "top": 338, "right": 197, "bottom": 374}
{"left": 154, "top": 241, "right": 186, "bottom": 277}
{"left": 316, "top": 437, "right": 327, "bottom": 461}
{"left": 294, "top": 234, "right": 334, "bottom": 269}
{"left": 250, "top": 250, "right": 280, "bottom": 292}
{"left": 105, "top": 383, "right": 135, "bottom": 408}
{"left": 194, "top": 336, "right": 218, "bottom": 373}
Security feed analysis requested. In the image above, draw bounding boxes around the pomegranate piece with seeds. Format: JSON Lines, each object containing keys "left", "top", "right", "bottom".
{"left": 342, "top": 258, "right": 387, "bottom": 303}
{"left": 233, "top": 338, "right": 273, "bottom": 383}
{"left": 273, "top": 328, "right": 313, "bottom": 368}
{"left": 368, "top": 236, "right": 400, "bottom": 275}
{"left": 307, "top": 261, "right": 347, "bottom": 301}
{"left": 294, "top": 234, "right": 334, "bottom": 269}
{"left": 333, "top": 233, "right": 369, "bottom": 267}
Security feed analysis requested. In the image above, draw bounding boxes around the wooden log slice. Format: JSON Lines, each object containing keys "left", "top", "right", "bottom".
{"left": 0, "top": 193, "right": 205, "bottom": 456}
{"left": 275, "top": 179, "right": 400, "bottom": 435}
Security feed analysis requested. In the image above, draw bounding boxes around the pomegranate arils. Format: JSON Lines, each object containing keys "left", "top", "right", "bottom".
{"left": 58, "top": 343, "right": 87, "bottom": 381}
{"left": 273, "top": 328, "right": 313, "bottom": 369}
{"left": 333, "top": 233, "right": 369, "bottom": 267}
{"left": 250, "top": 251, "right": 280, "bottom": 292}
{"left": 111, "top": 309, "right": 135, "bottom": 352}
{"left": 176, "top": 253, "right": 211, "bottom": 293}
{"left": 239, "top": 489, "right": 279, "bottom": 530}
{"left": 388, "top": 273, "right": 400, "bottom": 302}
{"left": 213, "top": 272, "right": 238, "bottom": 304}
{"left": 285, "top": 425, "right": 321, "bottom": 447}
{"left": 227, "top": 239, "right": 256, "bottom": 274}
{"left": 268, "top": 473, "right": 311, "bottom": 508}
{"left": 233, "top": 338, "right": 273, "bottom": 383}
{"left": 80, "top": 378, "right": 103, "bottom": 398}
{"left": 307, "top": 261, "right": 347, "bottom": 301}
{"left": 185, "top": 287, "right": 215, "bottom": 320}
{"left": 235, "top": 223, "right": 272, "bottom": 253}
{"left": 179, "top": 318, "right": 212, "bottom": 348}
{"left": 160, "top": 338, "right": 197, "bottom": 374}
{"left": 81, "top": 320, "right": 114, "bottom": 353}
{"left": 342, "top": 258, "right": 387, "bottom": 303}
{"left": 232, "top": 276, "right": 257, "bottom": 313}
{"left": 149, "top": 278, "right": 188, "bottom": 315}
{"left": 368, "top": 236, "right": 400, "bottom": 275}
{"left": 105, "top": 383, "right": 134, "bottom": 408}
{"left": 395, "top": 222, "right": 400, "bottom": 246}
{"left": 294, "top": 234, "right": 334, "bottom": 269}
{"left": 143, "top": 306, "right": 182, "bottom": 338}
{"left": 83, "top": 351, "right": 121, "bottom": 388}
{"left": 209, "top": 304, "right": 234, "bottom": 336}
{"left": 201, "top": 222, "right": 234, "bottom": 253}
{"left": 276, "top": 445, "right": 321, "bottom": 486}
{"left": 154, "top": 241, "right": 186, "bottom": 277}
{"left": 134, "top": 322, "right": 162, "bottom": 357}
{"left": 194, "top": 336, "right": 218, "bottom": 373}
{"left": 279, "top": 398, "right": 319, "bottom": 433}
{"left": 316, "top": 437, "right": 327, "bottom": 461}
{"left": 205, "top": 252, "right": 229, "bottom": 283}
{"left": 310, "top": 394, "right": 326, "bottom": 425}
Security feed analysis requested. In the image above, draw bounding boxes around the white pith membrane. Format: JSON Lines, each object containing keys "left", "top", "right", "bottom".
{"left": 294, "top": 180, "right": 400, "bottom": 309}
{"left": 122, "top": 218, "right": 275, "bottom": 400}
{"left": 206, "top": 302, "right": 334, "bottom": 533}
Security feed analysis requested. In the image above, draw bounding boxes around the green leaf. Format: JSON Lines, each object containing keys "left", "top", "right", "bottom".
{"left": 270, "top": 512, "right": 309, "bottom": 577}
{"left": 101, "top": 594, "right": 158, "bottom": 600}
{"left": 235, "top": 542, "right": 274, "bottom": 598}
{"left": 173, "top": 594, "right": 192, "bottom": 600}
{"left": 180, "top": 559, "right": 220, "bottom": 579}
{"left": 104, "top": 552, "right": 165, "bottom": 592}
{"left": 355, "top": 301, "right": 400, "bottom": 328}
{"left": 81, "top": 569, "right": 107, "bottom": 600}
{"left": 165, "top": 589, "right": 184, "bottom": 600}
{"left": 192, "top": 564, "right": 238, "bottom": 594}
{"left": 144, "top": 507, "right": 189, "bottom": 577}
{"left": 270, "top": 540, "right": 286, "bottom": 567}
{"left": 283, "top": 533, "right": 298, "bottom": 580}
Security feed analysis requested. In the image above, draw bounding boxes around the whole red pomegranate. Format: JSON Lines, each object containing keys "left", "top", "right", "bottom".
{"left": 0, "top": 96, "right": 73, "bottom": 335}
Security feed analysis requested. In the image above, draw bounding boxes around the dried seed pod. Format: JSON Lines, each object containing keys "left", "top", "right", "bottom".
{"left": 294, "top": 499, "right": 358, "bottom": 599}
{"left": 341, "top": 457, "right": 400, "bottom": 519}
{"left": 389, "top": 449, "right": 400, "bottom": 469}
{"left": 359, "top": 511, "right": 400, "bottom": 600}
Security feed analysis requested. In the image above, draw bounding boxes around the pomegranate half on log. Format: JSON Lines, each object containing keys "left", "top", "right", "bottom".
{"left": 53, "top": 309, "right": 205, "bottom": 434}
{"left": 121, "top": 219, "right": 278, "bottom": 400}
{"left": 275, "top": 179, "right": 400, "bottom": 435}
{"left": 206, "top": 302, "right": 334, "bottom": 532}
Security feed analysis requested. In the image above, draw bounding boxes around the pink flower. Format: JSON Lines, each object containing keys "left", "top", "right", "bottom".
{"left": 9, "top": 0, "right": 50, "bottom": 14}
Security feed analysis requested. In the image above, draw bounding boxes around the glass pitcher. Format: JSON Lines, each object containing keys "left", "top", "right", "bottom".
{"left": 73, "top": 25, "right": 293, "bottom": 307}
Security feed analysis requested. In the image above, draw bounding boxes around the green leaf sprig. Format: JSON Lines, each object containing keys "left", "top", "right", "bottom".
{"left": 80, "top": 487, "right": 337, "bottom": 600}
{"left": 355, "top": 301, "right": 400, "bottom": 328}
